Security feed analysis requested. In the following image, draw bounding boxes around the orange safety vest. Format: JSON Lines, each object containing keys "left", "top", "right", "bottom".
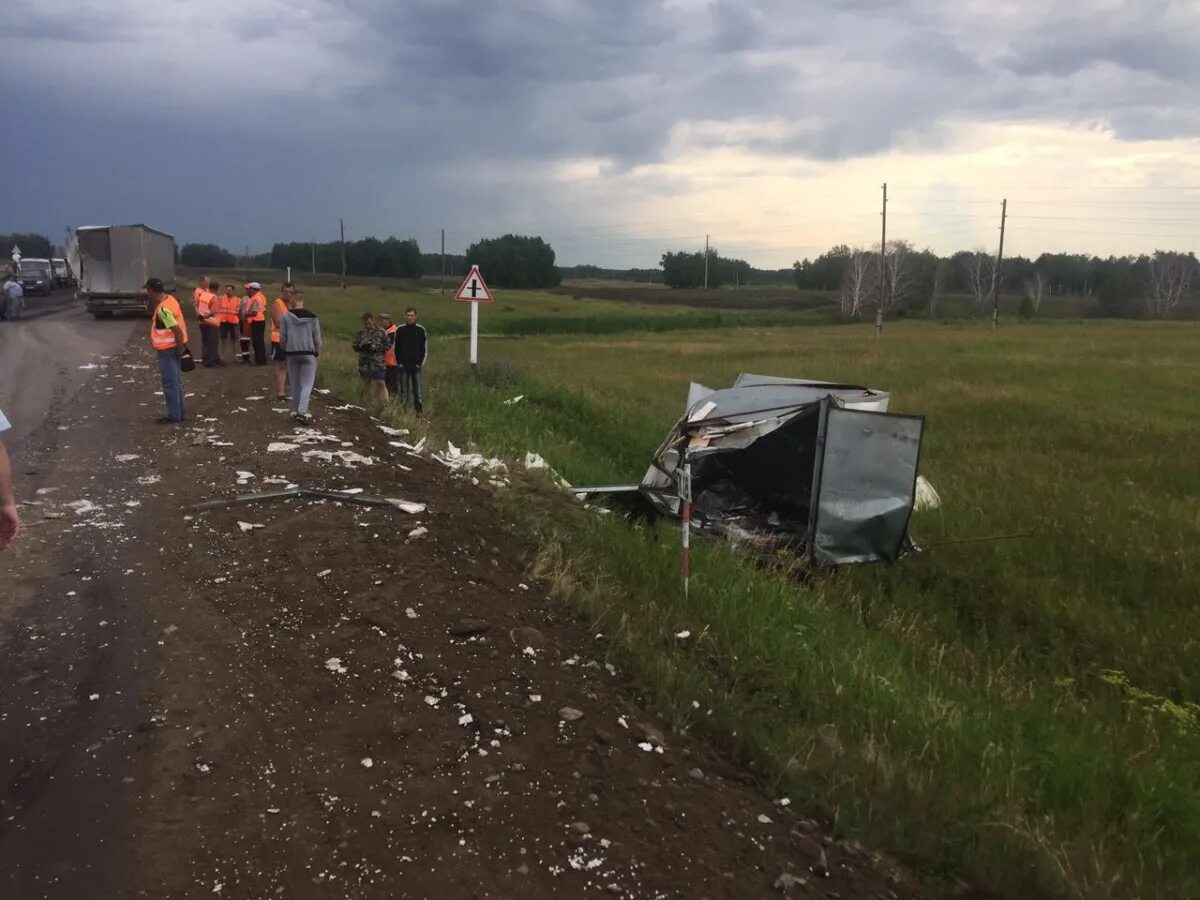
{"left": 150, "top": 295, "right": 188, "bottom": 350}
{"left": 246, "top": 291, "right": 267, "bottom": 322}
{"left": 219, "top": 294, "right": 240, "bottom": 324}
{"left": 383, "top": 323, "right": 398, "bottom": 367}
{"left": 196, "top": 290, "right": 219, "bottom": 327}
{"left": 270, "top": 297, "right": 289, "bottom": 343}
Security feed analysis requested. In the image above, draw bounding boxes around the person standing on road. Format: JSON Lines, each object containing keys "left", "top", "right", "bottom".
{"left": 244, "top": 282, "right": 268, "bottom": 365}
{"left": 194, "top": 281, "right": 222, "bottom": 367}
{"left": 218, "top": 285, "right": 241, "bottom": 361}
{"left": 395, "top": 306, "right": 428, "bottom": 414}
{"left": 3, "top": 272, "right": 24, "bottom": 321}
{"left": 270, "top": 283, "right": 294, "bottom": 399}
{"left": 0, "top": 407, "right": 19, "bottom": 551}
{"left": 380, "top": 312, "right": 399, "bottom": 397}
{"left": 352, "top": 312, "right": 389, "bottom": 403}
{"left": 279, "top": 291, "right": 322, "bottom": 424}
{"left": 146, "top": 278, "right": 189, "bottom": 423}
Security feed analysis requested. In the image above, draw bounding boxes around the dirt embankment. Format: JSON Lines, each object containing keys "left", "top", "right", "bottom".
{"left": 4, "top": 341, "right": 925, "bottom": 899}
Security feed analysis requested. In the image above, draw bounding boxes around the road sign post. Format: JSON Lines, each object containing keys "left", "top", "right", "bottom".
{"left": 454, "top": 264, "right": 494, "bottom": 369}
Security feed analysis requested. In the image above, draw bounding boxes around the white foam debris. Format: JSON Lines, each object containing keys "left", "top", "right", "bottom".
{"left": 675, "top": 630, "right": 691, "bottom": 639}
{"left": 301, "top": 448, "right": 375, "bottom": 467}
{"left": 915, "top": 475, "right": 941, "bottom": 511}
{"left": 136, "top": 474, "right": 161, "bottom": 485}
{"left": 267, "top": 442, "right": 300, "bottom": 453}
{"left": 245, "top": 395, "right": 265, "bottom": 401}
{"left": 316, "top": 569, "right": 333, "bottom": 578}
{"left": 66, "top": 500, "right": 100, "bottom": 515}
{"left": 407, "top": 526, "right": 428, "bottom": 540}
{"left": 324, "top": 657, "right": 347, "bottom": 674}
{"left": 503, "top": 395, "right": 524, "bottom": 406}
{"left": 237, "top": 521, "right": 265, "bottom": 532}
{"left": 378, "top": 425, "right": 410, "bottom": 437}
{"left": 114, "top": 454, "right": 140, "bottom": 462}
{"left": 361, "top": 757, "right": 374, "bottom": 768}
{"left": 458, "top": 713, "right": 474, "bottom": 726}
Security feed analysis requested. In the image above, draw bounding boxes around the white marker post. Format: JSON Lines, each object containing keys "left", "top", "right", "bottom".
{"left": 454, "top": 264, "right": 494, "bottom": 370}
{"left": 470, "top": 302, "right": 480, "bottom": 366}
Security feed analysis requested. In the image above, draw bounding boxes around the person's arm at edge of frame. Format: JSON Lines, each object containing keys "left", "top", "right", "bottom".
{"left": 420, "top": 323, "right": 428, "bottom": 367}
{"left": 0, "top": 437, "right": 20, "bottom": 550}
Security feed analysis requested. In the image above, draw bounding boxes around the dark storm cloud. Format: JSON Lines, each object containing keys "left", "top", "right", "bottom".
{"left": 1, "top": 0, "right": 1199, "bottom": 262}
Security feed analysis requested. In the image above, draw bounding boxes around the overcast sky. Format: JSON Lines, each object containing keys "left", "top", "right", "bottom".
{"left": 4, "top": 0, "right": 1200, "bottom": 268}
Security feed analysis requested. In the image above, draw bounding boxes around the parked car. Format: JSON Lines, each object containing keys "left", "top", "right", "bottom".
{"left": 17, "top": 259, "right": 54, "bottom": 296}
{"left": 50, "top": 257, "right": 76, "bottom": 287}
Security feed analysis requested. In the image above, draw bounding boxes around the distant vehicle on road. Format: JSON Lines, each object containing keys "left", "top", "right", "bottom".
{"left": 50, "top": 257, "right": 76, "bottom": 287}
{"left": 76, "top": 224, "right": 176, "bottom": 318}
{"left": 17, "top": 259, "right": 54, "bottom": 296}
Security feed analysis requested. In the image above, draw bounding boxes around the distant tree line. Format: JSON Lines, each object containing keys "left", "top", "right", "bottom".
{"left": 269, "top": 237, "right": 422, "bottom": 278}
{"left": 1, "top": 233, "right": 54, "bottom": 257}
{"left": 659, "top": 248, "right": 751, "bottom": 288}
{"left": 462, "top": 234, "right": 560, "bottom": 288}
{"left": 180, "top": 243, "right": 236, "bottom": 267}
{"left": 794, "top": 243, "right": 1199, "bottom": 319}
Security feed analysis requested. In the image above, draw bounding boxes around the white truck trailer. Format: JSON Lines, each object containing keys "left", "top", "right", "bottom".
{"left": 76, "top": 224, "right": 176, "bottom": 318}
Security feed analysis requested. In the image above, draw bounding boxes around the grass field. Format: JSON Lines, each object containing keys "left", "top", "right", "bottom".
{"left": 190, "top": 269, "right": 1199, "bottom": 898}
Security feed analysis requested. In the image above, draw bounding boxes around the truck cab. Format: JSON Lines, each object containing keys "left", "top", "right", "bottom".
{"left": 17, "top": 259, "right": 54, "bottom": 296}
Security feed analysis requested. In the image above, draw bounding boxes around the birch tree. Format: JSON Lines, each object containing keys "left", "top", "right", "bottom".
{"left": 1146, "top": 251, "right": 1195, "bottom": 317}
{"left": 1023, "top": 269, "right": 1045, "bottom": 312}
{"left": 838, "top": 248, "right": 874, "bottom": 318}
{"left": 961, "top": 248, "right": 994, "bottom": 312}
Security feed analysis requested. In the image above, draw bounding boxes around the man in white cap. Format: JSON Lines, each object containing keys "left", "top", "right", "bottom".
{"left": 244, "top": 281, "right": 268, "bottom": 365}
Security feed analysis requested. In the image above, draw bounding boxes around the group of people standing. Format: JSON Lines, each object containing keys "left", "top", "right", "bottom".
{"left": 146, "top": 277, "right": 323, "bottom": 425}
{"left": 148, "top": 276, "right": 427, "bottom": 427}
{"left": 353, "top": 308, "right": 427, "bottom": 412}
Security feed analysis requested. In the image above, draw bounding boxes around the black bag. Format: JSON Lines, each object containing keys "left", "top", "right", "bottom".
{"left": 179, "top": 348, "right": 196, "bottom": 372}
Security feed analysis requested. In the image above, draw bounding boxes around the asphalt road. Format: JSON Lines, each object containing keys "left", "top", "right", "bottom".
{"left": 0, "top": 292, "right": 138, "bottom": 452}
{"left": 0, "top": 299, "right": 145, "bottom": 899}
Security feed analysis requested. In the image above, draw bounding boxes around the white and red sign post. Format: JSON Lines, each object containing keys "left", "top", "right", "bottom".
{"left": 454, "top": 264, "right": 494, "bottom": 367}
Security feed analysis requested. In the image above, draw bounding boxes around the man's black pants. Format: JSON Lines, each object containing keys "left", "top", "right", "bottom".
{"left": 251, "top": 321, "right": 267, "bottom": 365}
{"left": 200, "top": 324, "right": 220, "bottom": 366}
{"left": 400, "top": 366, "right": 423, "bottom": 412}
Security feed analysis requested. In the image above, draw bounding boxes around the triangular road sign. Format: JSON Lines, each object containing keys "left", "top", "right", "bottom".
{"left": 455, "top": 265, "right": 494, "bottom": 303}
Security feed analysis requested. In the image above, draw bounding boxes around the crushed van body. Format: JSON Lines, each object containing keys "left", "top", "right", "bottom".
{"left": 576, "top": 374, "right": 929, "bottom": 566}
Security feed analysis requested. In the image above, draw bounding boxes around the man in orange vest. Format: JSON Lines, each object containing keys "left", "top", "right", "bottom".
{"left": 380, "top": 312, "right": 399, "bottom": 397}
{"left": 270, "top": 282, "right": 294, "bottom": 398}
{"left": 218, "top": 284, "right": 241, "bottom": 362}
{"left": 244, "top": 281, "right": 268, "bottom": 365}
{"left": 146, "top": 278, "right": 190, "bottom": 423}
{"left": 193, "top": 280, "right": 222, "bottom": 367}
{"left": 193, "top": 275, "right": 210, "bottom": 310}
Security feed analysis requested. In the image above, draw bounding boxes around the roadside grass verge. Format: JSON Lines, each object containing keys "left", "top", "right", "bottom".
{"left": 315, "top": 311, "right": 1198, "bottom": 899}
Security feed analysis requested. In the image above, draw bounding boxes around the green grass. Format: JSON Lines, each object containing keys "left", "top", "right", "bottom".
{"left": 211, "top": 268, "right": 1200, "bottom": 898}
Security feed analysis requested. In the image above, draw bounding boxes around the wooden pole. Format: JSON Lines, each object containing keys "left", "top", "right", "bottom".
{"left": 875, "top": 182, "right": 887, "bottom": 337}
{"left": 991, "top": 198, "right": 1007, "bottom": 331}
{"left": 339, "top": 218, "right": 346, "bottom": 289}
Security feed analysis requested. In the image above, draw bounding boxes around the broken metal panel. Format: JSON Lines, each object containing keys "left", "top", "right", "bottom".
{"left": 808, "top": 405, "right": 924, "bottom": 565}
{"left": 731, "top": 373, "right": 891, "bottom": 412}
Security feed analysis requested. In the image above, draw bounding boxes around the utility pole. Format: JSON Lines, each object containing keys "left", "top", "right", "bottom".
{"left": 703, "top": 233, "right": 710, "bottom": 290}
{"left": 875, "top": 182, "right": 887, "bottom": 337}
{"left": 339, "top": 218, "right": 346, "bottom": 289}
{"left": 311, "top": 241, "right": 316, "bottom": 275}
{"left": 244, "top": 243, "right": 250, "bottom": 283}
{"left": 440, "top": 228, "right": 446, "bottom": 295}
{"left": 991, "top": 198, "right": 1007, "bottom": 331}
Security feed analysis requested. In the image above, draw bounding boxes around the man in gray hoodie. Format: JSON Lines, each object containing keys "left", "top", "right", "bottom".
{"left": 278, "top": 291, "right": 322, "bottom": 423}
